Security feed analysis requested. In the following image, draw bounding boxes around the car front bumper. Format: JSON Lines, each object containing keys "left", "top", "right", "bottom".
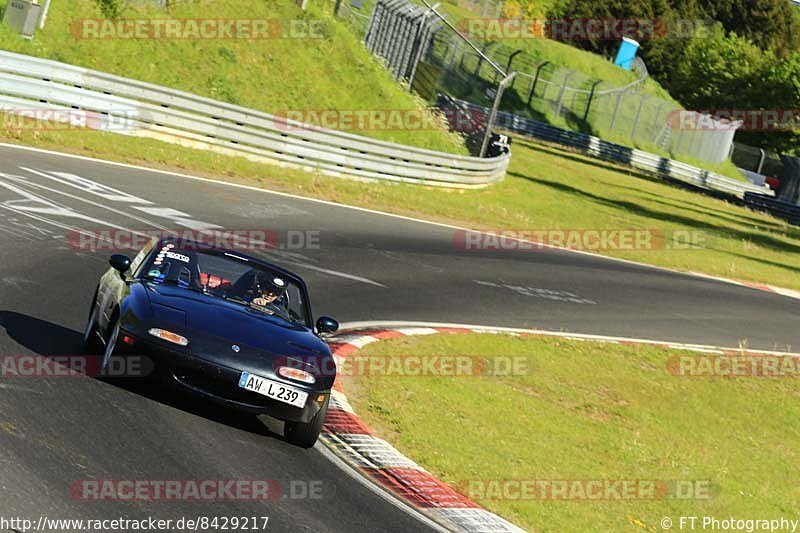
{"left": 120, "top": 330, "right": 330, "bottom": 423}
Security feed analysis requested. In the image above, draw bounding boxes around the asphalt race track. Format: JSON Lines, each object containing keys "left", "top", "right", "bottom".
{"left": 0, "top": 143, "right": 797, "bottom": 531}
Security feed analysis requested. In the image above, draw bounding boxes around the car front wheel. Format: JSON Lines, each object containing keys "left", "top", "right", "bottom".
{"left": 284, "top": 397, "right": 329, "bottom": 449}
{"left": 99, "top": 319, "right": 121, "bottom": 378}
{"left": 83, "top": 288, "right": 102, "bottom": 354}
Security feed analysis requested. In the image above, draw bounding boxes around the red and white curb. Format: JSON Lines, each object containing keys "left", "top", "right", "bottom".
{"left": 320, "top": 325, "right": 525, "bottom": 533}
{"left": 319, "top": 322, "right": 800, "bottom": 533}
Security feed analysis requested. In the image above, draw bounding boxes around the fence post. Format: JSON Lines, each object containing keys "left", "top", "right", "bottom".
{"left": 630, "top": 96, "right": 647, "bottom": 140}
{"left": 448, "top": 39, "right": 461, "bottom": 67}
{"left": 527, "top": 61, "right": 549, "bottom": 109}
{"left": 499, "top": 49, "right": 523, "bottom": 87}
{"left": 480, "top": 72, "right": 517, "bottom": 157}
{"left": 651, "top": 102, "right": 668, "bottom": 143}
{"left": 608, "top": 90, "right": 624, "bottom": 131}
{"left": 407, "top": 7, "right": 440, "bottom": 92}
{"left": 555, "top": 71, "right": 574, "bottom": 116}
{"left": 583, "top": 80, "right": 602, "bottom": 122}
{"left": 474, "top": 41, "right": 495, "bottom": 76}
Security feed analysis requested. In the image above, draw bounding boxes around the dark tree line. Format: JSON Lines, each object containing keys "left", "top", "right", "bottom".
{"left": 547, "top": 0, "right": 800, "bottom": 153}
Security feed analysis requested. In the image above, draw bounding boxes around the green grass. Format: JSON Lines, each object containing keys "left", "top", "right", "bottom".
{"left": 348, "top": 333, "right": 800, "bottom": 531}
{"left": 3, "top": 126, "right": 799, "bottom": 290}
{"left": 412, "top": 0, "right": 744, "bottom": 179}
{"left": 0, "top": 0, "right": 466, "bottom": 154}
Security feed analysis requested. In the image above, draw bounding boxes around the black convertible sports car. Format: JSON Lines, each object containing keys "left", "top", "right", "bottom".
{"left": 83, "top": 236, "right": 340, "bottom": 448}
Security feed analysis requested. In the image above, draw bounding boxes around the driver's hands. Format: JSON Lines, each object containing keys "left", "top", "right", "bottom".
{"left": 252, "top": 297, "right": 268, "bottom": 306}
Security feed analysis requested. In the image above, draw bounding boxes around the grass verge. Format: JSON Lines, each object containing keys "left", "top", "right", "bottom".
{"left": 1, "top": 127, "right": 799, "bottom": 290}
{"left": 0, "top": 0, "right": 466, "bottom": 154}
{"left": 347, "top": 332, "right": 800, "bottom": 531}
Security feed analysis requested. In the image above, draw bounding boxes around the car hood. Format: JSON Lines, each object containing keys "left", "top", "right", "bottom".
{"left": 142, "top": 282, "right": 330, "bottom": 359}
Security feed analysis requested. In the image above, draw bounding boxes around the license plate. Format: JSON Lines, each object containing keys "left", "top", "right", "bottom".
{"left": 238, "top": 372, "right": 308, "bottom": 408}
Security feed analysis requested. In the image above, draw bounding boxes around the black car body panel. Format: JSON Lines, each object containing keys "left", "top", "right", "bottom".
{"left": 88, "top": 238, "right": 337, "bottom": 425}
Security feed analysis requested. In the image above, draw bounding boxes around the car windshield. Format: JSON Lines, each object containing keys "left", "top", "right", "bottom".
{"left": 140, "top": 244, "right": 310, "bottom": 327}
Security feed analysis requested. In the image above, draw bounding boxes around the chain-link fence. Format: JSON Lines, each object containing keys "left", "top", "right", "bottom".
{"left": 447, "top": 0, "right": 504, "bottom": 18}
{"left": 355, "top": 0, "right": 513, "bottom": 156}
{"left": 337, "top": 1, "right": 372, "bottom": 38}
{"left": 731, "top": 143, "right": 784, "bottom": 177}
{"left": 335, "top": 0, "right": 739, "bottom": 165}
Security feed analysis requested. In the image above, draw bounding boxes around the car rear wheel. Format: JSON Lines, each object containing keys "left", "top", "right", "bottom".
{"left": 284, "top": 397, "right": 329, "bottom": 449}
{"left": 83, "top": 288, "right": 102, "bottom": 354}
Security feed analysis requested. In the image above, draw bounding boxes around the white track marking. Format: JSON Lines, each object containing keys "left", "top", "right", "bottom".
{"left": 17, "top": 168, "right": 173, "bottom": 231}
{"left": 1, "top": 142, "right": 797, "bottom": 302}
{"left": 337, "top": 321, "right": 800, "bottom": 355}
{"left": 280, "top": 261, "right": 387, "bottom": 288}
{"left": 12, "top": 169, "right": 386, "bottom": 288}
{"left": 132, "top": 206, "right": 223, "bottom": 231}
{"left": 0, "top": 176, "right": 143, "bottom": 235}
{"left": 0, "top": 204, "right": 117, "bottom": 245}
{"left": 38, "top": 170, "right": 154, "bottom": 205}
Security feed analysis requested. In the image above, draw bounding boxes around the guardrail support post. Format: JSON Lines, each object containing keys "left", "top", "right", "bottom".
{"left": 480, "top": 72, "right": 517, "bottom": 158}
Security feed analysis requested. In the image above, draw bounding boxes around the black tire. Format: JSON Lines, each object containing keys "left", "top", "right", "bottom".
{"left": 284, "top": 397, "right": 329, "bottom": 449}
{"left": 98, "top": 316, "right": 121, "bottom": 379}
{"left": 83, "top": 288, "right": 103, "bottom": 355}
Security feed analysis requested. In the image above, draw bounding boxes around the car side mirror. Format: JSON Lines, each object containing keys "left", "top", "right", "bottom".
{"left": 316, "top": 316, "right": 339, "bottom": 334}
{"left": 109, "top": 254, "right": 132, "bottom": 276}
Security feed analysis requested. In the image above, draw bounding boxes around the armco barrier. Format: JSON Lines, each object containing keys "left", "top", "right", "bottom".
{"left": 0, "top": 50, "right": 509, "bottom": 188}
{"left": 744, "top": 193, "right": 800, "bottom": 225}
{"left": 444, "top": 98, "right": 771, "bottom": 199}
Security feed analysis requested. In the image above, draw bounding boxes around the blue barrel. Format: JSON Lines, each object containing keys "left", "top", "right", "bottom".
{"left": 613, "top": 37, "right": 640, "bottom": 70}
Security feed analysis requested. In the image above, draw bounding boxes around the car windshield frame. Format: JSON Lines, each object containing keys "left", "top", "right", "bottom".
{"left": 136, "top": 241, "right": 313, "bottom": 329}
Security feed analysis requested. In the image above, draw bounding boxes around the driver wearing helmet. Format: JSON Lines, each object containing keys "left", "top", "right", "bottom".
{"left": 251, "top": 274, "right": 288, "bottom": 310}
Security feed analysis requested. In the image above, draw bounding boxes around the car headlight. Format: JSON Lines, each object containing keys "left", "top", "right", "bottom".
{"left": 148, "top": 328, "right": 189, "bottom": 346}
{"left": 277, "top": 366, "right": 316, "bottom": 384}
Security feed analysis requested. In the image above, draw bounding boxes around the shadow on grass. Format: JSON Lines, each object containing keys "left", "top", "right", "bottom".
{"left": 641, "top": 196, "right": 795, "bottom": 235}
{"left": 515, "top": 140, "right": 744, "bottom": 204}
{"left": 507, "top": 170, "right": 800, "bottom": 262}
{"left": 515, "top": 141, "right": 796, "bottom": 232}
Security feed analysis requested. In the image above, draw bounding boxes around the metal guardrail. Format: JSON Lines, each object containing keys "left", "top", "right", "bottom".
{"left": 744, "top": 193, "right": 800, "bottom": 225}
{"left": 445, "top": 99, "right": 771, "bottom": 198}
{"left": 0, "top": 50, "right": 509, "bottom": 188}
